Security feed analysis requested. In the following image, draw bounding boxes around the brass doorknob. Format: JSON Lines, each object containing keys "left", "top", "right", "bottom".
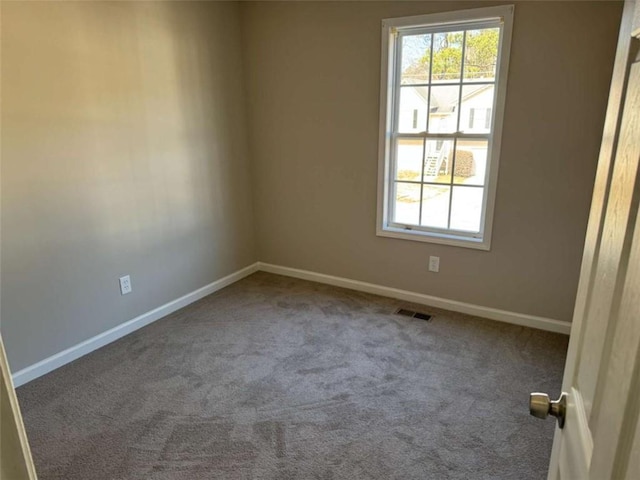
{"left": 529, "top": 392, "right": 567, "bottom": 429}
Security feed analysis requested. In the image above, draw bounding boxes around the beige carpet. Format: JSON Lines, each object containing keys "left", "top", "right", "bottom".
{"left": 17, "top": 272, "right": 568, "bottom": 479}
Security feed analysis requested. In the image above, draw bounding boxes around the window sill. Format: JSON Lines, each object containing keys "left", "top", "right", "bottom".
{"left": 376, "top": 225, "right": 491, "bottom": 251}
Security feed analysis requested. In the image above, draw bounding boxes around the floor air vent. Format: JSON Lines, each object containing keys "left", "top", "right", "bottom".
{"left": 394, "top": 308, "right": 432, "bottom": 321}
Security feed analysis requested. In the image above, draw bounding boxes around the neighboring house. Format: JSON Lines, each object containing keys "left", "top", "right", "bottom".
{"left": 397, "top": 83, "right": 492, "bottom": 180}
{"left": 398, "top": 83, "right": 492, "bottom": 134}
{"left": 458, "top": 85, "right": 494, "bottom": 133}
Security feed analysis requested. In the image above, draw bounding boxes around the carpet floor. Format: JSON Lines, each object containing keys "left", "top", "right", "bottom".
{"left": 17, "top": 272, "right": 568, "bottom": 479}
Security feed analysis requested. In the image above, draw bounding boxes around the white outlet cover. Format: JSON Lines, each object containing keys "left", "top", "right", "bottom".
{"left": 429, "top": 256, "right": 440, "bottom": 272}
{"left": 119, "top": 275, "right": 132, "bottom": 295}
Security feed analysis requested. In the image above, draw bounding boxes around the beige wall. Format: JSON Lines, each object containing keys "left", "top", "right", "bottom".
{"left": 1, "top": 1, "right": 256, "bottom": 372}
{"left": 241, "top": 1, "right": 622, "bottom": 322}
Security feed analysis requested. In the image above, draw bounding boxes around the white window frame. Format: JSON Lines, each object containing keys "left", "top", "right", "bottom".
{"left": 376, "top": 5, "right": 514, "bottom": 251}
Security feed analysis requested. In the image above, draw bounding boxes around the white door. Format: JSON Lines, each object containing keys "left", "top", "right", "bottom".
{"left": 1, "top": 334, "right": 38, "bottom": 479}
{"left": 536, "top": 1, "right": 640, "bottom": 478}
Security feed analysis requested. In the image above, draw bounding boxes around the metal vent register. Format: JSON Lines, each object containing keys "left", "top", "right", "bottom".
{"left": 394, "top": 308, "right": 432, "bottom": 321}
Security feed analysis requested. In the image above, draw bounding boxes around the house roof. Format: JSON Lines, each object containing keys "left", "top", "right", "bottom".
{"left": 430, "top": 84, "right": 491, "bottom": 113}
{"left": 411, "top": 83, "right": 492, "bottom": 114}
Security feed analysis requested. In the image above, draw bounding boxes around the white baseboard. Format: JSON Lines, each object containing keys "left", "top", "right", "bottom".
{"left": 13, "top": 259, "right": 571, "bottom": 387}
{"left": 257, "top": 262, "right": 572, "bottom": 335}
{"left": 12, "top": 262, "right": 260, "bottom": 387}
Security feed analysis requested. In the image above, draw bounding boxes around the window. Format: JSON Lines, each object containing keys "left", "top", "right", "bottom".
{"left": 468, "top": 108, "right": 493, "bottom": 130}
{"left": 377, "top": 6, "right": 514, "bottom": 250}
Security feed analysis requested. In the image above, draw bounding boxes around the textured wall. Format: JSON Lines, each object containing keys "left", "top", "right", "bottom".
{"left": 241, "top": 0, "right": 622, "bottom": 322}
{"left": 1, "top": 1, "right": 256, "bottom": 371}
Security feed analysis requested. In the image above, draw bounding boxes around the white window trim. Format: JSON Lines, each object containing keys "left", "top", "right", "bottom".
{"left": 376, "top": 5, "right": 514, "bottom": 251}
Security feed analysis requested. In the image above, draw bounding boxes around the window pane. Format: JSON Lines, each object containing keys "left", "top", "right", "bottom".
{"left": 459, "top": 85, "right": 494, "bottom": 133}
{"left": 431, "top": 31, "right": 463, "bottom": 83}
{"left": 450, "top": 186, "right": 483, "bottom": 232}
{"left": 395, "top": 138, "right": 423, "bottom": 181}
{"left": 401, "top": 34, "right": 431, "bottom": 85}
{"left": 423, "top": 139, "right": 454, "bottom": 183}
{"left": 398, "top": 86, "right": 428, "bottom": 133}
{"left": 463, "top": 28, "right": 500, "bottom": 82}
{"left": 428, "top": 85, "right": 460, "bottom": 133}
{"left": 452, "top": 140, "right": 489, "bottom": 186}
{"left": 394, "top": 182, "right": 421, "bottom": 225}
{"left": 421, "top": 185, "right": 450, "bottom": 229}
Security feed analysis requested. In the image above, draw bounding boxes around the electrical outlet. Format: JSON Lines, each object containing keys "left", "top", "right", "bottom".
{"left": 428, "top": 256, "right": 440, "bottom": 273}
{"left": 119, "top": 275, "right": 132, "bottom": 295}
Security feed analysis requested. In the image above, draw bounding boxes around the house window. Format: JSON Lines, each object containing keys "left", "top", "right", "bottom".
{"left": 377, "top": 6, "right": 514, "bottom": 250}
{"left": 468, "top": 108, "right": 493, "bottom": 130}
